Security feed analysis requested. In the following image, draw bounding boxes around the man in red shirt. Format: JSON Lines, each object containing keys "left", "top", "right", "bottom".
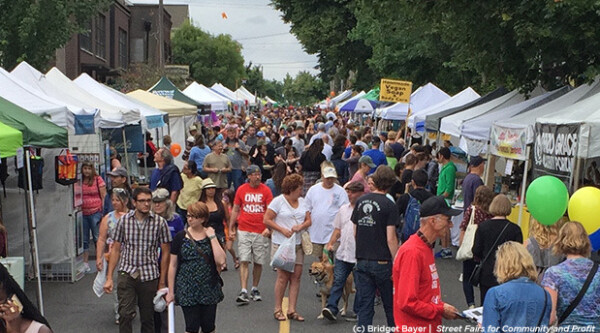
{"left": 393, "top": 196, "right": 461, "bottom": 330}
{"left": 229, "top": 165, "right": 273, "bottom": 305}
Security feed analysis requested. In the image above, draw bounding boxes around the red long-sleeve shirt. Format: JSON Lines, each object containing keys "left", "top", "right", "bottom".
{"left": 393, "top": 234, "right": 445, "bottom": 330}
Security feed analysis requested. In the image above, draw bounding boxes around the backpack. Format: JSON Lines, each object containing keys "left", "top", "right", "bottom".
{"left": 401, "top": 194, "right": 421, "bottom": 242}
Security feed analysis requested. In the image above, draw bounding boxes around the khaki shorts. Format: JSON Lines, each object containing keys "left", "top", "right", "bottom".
{"left": 237, "top": 230, "right": 270, "bottom": 265}
{"left": 271, "top": 243, "right": 304, "bottom": 266}
{"left": 312, "top": 242, "right": 339, "bottom": 258}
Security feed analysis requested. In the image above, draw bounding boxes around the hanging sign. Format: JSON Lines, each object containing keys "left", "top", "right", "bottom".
{"left": 533, "top": 122, "right": 579, "bottom": 182}
{"left": 379, "top": 79, "right": 412, "bottom": 103}
{"left": 490, "top": 125, "right": 528, "bottom": 161}
{"left": 101, "top": 125, "right": 144, "bottom": 153}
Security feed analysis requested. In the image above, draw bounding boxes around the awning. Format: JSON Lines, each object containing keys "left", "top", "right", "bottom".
{"left": 0, "top": 121, "right": 23, "bottom": 158}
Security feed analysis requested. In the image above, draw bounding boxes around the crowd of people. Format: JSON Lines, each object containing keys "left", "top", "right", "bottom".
{"left": 77, "top": 107, "right": 600, "bottom": 333}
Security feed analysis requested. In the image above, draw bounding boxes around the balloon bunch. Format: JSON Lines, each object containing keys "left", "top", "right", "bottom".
{"left": 526, "top": 175, "right": 600, "bottom": 250}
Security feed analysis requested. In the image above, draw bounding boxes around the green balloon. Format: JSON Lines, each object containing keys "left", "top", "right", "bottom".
{"left": 525, "top": 175, "right": 569, "bottom": 225}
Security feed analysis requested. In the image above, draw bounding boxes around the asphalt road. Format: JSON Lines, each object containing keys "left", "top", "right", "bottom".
{"left": 25, "top": 246, "right": 478, "bottom": 332}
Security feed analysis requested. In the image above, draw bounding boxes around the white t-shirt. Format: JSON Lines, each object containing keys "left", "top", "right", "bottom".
{"left": 322, "top": 143, "right": 333, "bottom": 161}
{"left": 268, "top": 195, "right": 308, "bottom": 245}
{"left": 333, "top": 203, "right": 356, "bottom": 263}
{"left": 305, "top": 183, "right": 349, "bottom": 244}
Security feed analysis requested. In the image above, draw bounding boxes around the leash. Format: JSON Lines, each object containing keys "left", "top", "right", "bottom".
{"left": 323, "top": 248, "right": 334, "bottom": 265}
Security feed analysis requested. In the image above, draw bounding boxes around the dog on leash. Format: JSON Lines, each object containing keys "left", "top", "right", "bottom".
{"left": 308, "top": 257, "right": 353, "bottom": 319}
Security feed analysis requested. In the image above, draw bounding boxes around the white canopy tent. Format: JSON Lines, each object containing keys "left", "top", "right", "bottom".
{"left": 461, "top": 87, "right": 569, "bottom": 141}
{"left": 236, "top": 86, "right": 258, "bottom": 106}
{"left": 211, "top": 83, "right": 243, "bottom": 104}
{"left": 0, "top": 68, "right": 78, "bottom": 129}
{"left": 492, "top": 80, "right": 600, "bottom": 145}
{"left": 74, "top": 73, "right": 166, "bottom": 130}
{"left": 378, "top": 83, "right": 450, "bottom": 120}
{"left": 317, "top": 89, "right": 353, "bottom": 109}
{"left": 45, "top": 68, "right": 140, "bottom": 126}
{"left": 439, "top": 87, "right": 546, "bottom": 137}
{"left": 412, "top": 87, "right": 480, "bottom": 131}
{"left": 183, "top": 82, "right": 229, "bottom": 112}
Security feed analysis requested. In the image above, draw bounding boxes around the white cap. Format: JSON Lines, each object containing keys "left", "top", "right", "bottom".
{"left": 322, "top": 166, "right": 338, "bottom": 179}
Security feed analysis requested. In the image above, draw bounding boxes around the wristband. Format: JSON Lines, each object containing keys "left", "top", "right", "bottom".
{"left": 208, "top": 234, "right": 216, "bottom": 240}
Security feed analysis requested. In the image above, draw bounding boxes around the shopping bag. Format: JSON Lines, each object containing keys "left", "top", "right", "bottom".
{"left": 456, "top": 206, "right": 477, "bottom": 261}
{"left": 93, "top": 257, "right": 107, "bottom": 297}
{"left": 270, "top": 234, "right": 296, "bottom": 273}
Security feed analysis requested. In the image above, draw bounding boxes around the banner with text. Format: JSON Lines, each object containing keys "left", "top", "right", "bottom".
{"left": 533, "top": 122, "right": 579, "bottom": 183}
{"left": 490, "top": 125, "right": 528, "bottom": 161}
{"left": 379, "top": 79, "right": 412, "bottom": 103}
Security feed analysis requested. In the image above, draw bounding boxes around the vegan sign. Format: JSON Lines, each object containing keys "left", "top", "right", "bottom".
{"left": 380, "top": 79, "right": 412, "bottom": 103}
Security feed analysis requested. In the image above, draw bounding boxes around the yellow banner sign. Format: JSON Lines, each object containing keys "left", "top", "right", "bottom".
{"left": 380, "top": 79, "right": 412, "bottom": 103}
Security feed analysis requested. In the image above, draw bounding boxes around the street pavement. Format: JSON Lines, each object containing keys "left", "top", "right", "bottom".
{"left": 25, "top": 246, "right": 478, "bottom": 332}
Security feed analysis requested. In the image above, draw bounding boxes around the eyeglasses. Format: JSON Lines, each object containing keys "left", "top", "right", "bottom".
{"left": 187, "top": 214, "right": 202, "bottom": 219}
{"left": 434, "top": 215, "right": 450, "bottom": 223}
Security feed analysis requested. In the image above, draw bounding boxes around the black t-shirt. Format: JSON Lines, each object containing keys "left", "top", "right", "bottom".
{"left": 351, "top": 193, "right": 397, "bottom": 261}
{"left": 388, "top": 180, "right": 404, "bottom": 200}
{"left": 399, "top": 169, "right": 413, "bottom": 194}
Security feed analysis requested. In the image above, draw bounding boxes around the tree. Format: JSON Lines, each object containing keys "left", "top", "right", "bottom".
{"left": 171, "top": 22, "right": 246, "bottom": 89}
{"left": 271, "top": 0, "right": 376, "bottom": 90}
{"left": 282, "top": 71, "right": 327, "bottom": 106}
{"left": 0, "top": 0, "right": 111, "bottom": 70}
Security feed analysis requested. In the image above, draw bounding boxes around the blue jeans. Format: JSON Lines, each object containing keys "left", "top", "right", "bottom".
{"left": 326, "top": 259, "right": 356, "bottom": 316}
{"left": 354, "top": 259, "right": 394, "bottom": 328}
{"left": 83, "top": 211, "right": 102, "bottom": 250}
{"left": 227, "top": 169, "right": 243, "bottom": 191}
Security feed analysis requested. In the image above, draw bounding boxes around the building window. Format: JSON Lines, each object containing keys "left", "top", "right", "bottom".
{"left": 95, "top": 14, "right": 106, "bottom": 59}
{"left": 79, "top": 20, "right": 92, "bottom": 52}
{"left": 118, "top": 29, "right": 128, "bottom": 69}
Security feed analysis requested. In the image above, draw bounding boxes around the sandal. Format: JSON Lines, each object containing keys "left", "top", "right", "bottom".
{"left": 234, "top": 258, "right": 240, "bottom": 270}
{"left": 287, "top": 312, "right": 305, "bottom": 322}
{"left": 274, "top": 310, "right": 286, "bottom": 321}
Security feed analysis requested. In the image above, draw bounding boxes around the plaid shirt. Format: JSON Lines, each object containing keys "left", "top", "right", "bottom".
{"left": 113, "top": 210, "right": 172, "bottom": 282}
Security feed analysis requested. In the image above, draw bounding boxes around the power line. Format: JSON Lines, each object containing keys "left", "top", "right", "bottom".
{"left": 236, "top": 32, "right": 290, "bottom": 41}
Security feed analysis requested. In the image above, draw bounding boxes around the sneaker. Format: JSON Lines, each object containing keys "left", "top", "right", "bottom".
{"left": 250, "top": 289, "right": 262, "bottom": 301}
{"left": 435, "top": 249, "right": 453, "bottom": 259}
{"left": 236, "top": 291, "right": 250, "bottom": 305}
{"left": 343, "top": 311, "right": 357, "bottom": 322}
{"left": 322, "top": 308, "right": 336, "bottom": 321}
{"left": 468, "top": 304, "right": 476, "bottom": 310}
{"left": 83, "top": 262, "right": 91, "bottom": 273}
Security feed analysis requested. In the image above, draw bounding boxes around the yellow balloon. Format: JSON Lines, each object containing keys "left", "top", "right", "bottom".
{"left": 568, "top": 186, "right": 600, "bottom": 235}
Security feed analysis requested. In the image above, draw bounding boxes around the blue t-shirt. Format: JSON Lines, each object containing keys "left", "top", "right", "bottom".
{"left": 363, "top": 148, "right": 388, "bottom": 174}
{"left": 189, "top": 146, "right": 211, "bottom": 171}
{"left": 343, "top": 146, "right": 352, "bottom": 159}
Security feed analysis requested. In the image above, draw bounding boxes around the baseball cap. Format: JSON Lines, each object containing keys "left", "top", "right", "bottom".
{"left": 322, "top": 165, "right": 338, "bottom": 178}
{"left": 153, "top": 288, "right": 168, "bottom": 312}
{"left": 186, "top": 135, "right": 195, "bottom": 143}
{"left": 189, "top": 125, "right": 197, "bottom": 132}
{"left": 246, "top": 164, "right": 261, "bottom": 175}
{"left": 468, "top": 155, "right": 486, "bottom": 167}
{"left": 256, "top": 131, "right": 266, "bottom": 137}
{"left": 152, "top": 188, "right": 170, "bottom": 202}
{"left": 358, "top": 155, "right": 376, "bottom": 168}
{"left": 107, "top": 167, "right": 128, "bottom": 177}
{"left": 371, "top": 136, "right": 381, "bottom": 145}
{"left": 201, "top": 178, "right": 217, "bottom": 189}
{"left": 317, "top": 123, "right": 326, "bottom": 131}
{"left": 420, "top": 196, "right": 462, "bottom": 218}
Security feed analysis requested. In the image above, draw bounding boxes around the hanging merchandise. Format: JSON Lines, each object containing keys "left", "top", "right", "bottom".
{"left": 18, "top": 149, "right": 44, "bottom": 191}
{"left": 55, "top": 149, "right": 79, "bottom": 186}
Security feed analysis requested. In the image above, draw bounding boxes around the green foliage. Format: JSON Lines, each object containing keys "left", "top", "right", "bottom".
{"left": 0, "top": 0, "right": 111, "bottom": 70}
{"left": 282, "top": 71, "right": 327, "bottom": 106}
{"left": 171, "top": 22, "right": 246, "bottom": 89}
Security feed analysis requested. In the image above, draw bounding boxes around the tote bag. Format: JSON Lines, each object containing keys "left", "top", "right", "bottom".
{"left": 456, "top": 206, "right": 477, "bottom": 261}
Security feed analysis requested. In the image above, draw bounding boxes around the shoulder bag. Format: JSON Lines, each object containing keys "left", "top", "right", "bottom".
{"left": 469, "top": 221, "right": 510, "bottom": 287}
{"left": 185, "top": 229, "right": 224, "bottom": 287}
{"left": 537, "top": 286, "right": 548, "bottom": 327}
{"left": 282, "top": 197, "right": 312, "bottom": 255}
{"left": 558, "top": 261, "right": 599, "bottom": 324}
{"left": 456, "top": 206, "right": 477, "bottom": 261}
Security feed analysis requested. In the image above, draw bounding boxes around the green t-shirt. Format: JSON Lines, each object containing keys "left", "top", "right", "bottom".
{"left": 437, "top": 161, "right": 457, "bottom": 199}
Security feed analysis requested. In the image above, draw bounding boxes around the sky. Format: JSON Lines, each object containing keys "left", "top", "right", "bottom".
{"left": 130, "top": 0, "right": 320, "bottom": 81}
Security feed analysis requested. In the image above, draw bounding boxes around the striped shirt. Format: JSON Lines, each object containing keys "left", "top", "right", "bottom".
{"left": 113, "top": 210, "right": 172, "bottom": 282}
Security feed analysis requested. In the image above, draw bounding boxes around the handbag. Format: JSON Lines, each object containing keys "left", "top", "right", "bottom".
{"left": 55, "top": 149, "right": 79, "bottom": 186}
{"left": 469, "top": 221, "right": 510, "bottom": 287}
{"left": 185, "top": 229, "right": 224, "bottom": 287}
{"left": 558, "top": 261, "right": 599, "bottom": 324}
{"left": 456, "top": 206, "right": 477, "bottom": 261}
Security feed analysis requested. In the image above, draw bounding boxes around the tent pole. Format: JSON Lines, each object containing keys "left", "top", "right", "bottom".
{"left": 517, "top": 147, "right": 531, "bottom": 227}
{"left": 25, "top": 148, "right": 44, "bottom": 315}
{"left": 121, "top": 128, "right": 131, "bottom": 187}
